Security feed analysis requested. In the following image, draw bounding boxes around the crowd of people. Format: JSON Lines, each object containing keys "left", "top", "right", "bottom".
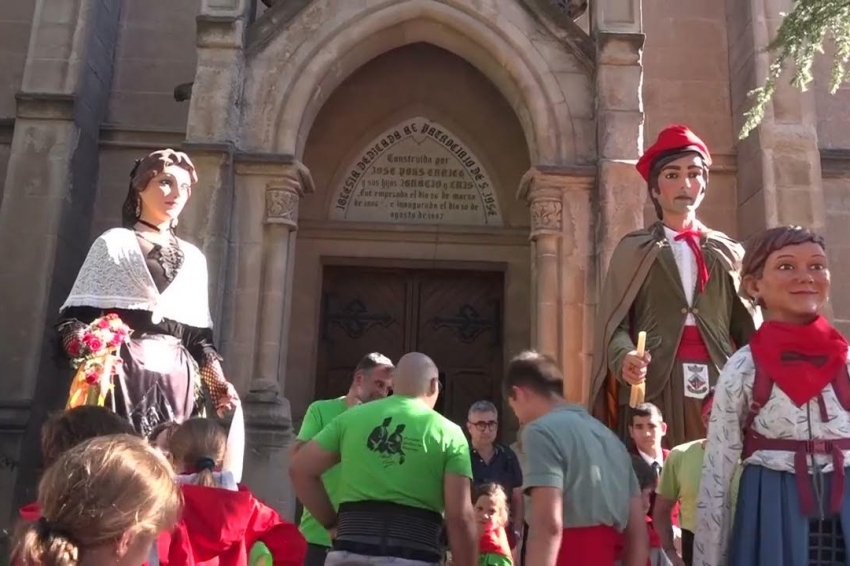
{"left": 8, "top": 123, "right": 850, "bottom": 566}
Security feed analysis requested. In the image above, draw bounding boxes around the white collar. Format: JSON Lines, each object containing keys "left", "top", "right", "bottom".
{"left": 639, "top": 449, "right": 664, "bottom": 468}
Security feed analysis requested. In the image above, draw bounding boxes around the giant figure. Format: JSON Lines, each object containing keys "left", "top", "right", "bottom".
{"left": 695, "top": 226, "right": 850, "bottom": 566}
{"left": 57, "top": 149, "right": 239, "bottom": 437}
{"left": 589, "top": 125, "right": 757, "bottom": 446}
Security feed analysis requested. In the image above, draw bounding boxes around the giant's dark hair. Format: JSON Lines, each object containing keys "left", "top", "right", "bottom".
{"left": 121, "top": 149, "right": 198, "bottom": 230}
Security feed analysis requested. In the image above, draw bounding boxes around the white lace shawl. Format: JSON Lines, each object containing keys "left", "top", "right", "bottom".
{"left": 60, "top": 228, "right": 213, "bottom": 329}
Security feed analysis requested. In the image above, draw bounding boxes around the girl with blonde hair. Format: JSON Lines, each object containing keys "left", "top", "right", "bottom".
{"left": 159, "top": 418, "right": 307, "bottom": 565}
{"left": 13, "top": 434, "right": 181, "bottom": 565}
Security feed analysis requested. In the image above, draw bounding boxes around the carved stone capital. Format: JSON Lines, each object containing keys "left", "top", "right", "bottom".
{"left": 530, "top": 199, "right": 563, "bottom": 238}
{"left": 518, "top": 166, "right": 595, "bottom": 240}
{"left": 263, "top": 161, "right": 315, "bottom": 228}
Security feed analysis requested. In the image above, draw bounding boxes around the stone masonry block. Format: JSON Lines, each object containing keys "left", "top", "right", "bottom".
{"left": 598, "top": 110, "right": 644, "bottom": 160}
{"left": 596, "top": 64, "right": 642, "bottom": 112}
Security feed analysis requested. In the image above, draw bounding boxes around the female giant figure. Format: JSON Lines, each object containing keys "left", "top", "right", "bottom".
{"left": 694, "top": 226, "right": 850, "bottom": 566}
{"left": 57, "top": 150, "right": 238, "bottom": 437}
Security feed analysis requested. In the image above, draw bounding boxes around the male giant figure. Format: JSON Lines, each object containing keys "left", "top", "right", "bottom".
{"left": 590, "top": 125, "right": 757, "bottom": 447}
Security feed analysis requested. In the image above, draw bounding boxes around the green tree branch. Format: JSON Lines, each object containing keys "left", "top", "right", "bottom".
{"left": 739, "top": 0, "right": 850, "bottom": 139}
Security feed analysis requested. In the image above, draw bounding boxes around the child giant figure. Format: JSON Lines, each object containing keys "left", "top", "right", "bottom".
{"left": 695, "top": 226, "right": 850, "bottom": 566}
{"left": 589, "top": 125, "right": 756, "bottom": 446}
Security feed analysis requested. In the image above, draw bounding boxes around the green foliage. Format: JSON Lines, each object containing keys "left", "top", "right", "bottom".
{"left": 739, "top": 0, "right": 850, "bottom": 139}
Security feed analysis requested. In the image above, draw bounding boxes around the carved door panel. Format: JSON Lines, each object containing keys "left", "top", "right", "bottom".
{"left": 414, "top": 271, "right": 503, "bottom": 430}
{"left": 317, "top": 267, "right": 408, "bottom": 399}
{"left": 316, "top": 267, "right": 503, "bottom": 432}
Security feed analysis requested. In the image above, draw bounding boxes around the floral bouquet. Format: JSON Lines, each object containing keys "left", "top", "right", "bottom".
{"left": 65, "top": 313, "right": 132, "bottom": 409}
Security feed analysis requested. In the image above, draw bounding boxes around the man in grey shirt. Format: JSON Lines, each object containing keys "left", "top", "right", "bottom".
{"left": 504, "top": 351, "right": 648, "bottom": 566}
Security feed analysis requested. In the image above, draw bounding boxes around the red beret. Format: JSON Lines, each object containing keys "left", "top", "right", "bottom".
{"left": 636, "top": 125, "right": 711, "bottom": 182}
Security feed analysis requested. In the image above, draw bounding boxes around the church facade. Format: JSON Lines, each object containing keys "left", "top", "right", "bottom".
{"left": 0, "top": 0, "right": 848, "bottom": 527}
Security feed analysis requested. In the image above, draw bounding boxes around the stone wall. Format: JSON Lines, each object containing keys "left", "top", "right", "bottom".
{"left": 642, "top": 0, "right": 738, "bottom": 236}
{"left": 0, "top": 2, "right": 36, "bottom": 206}
{"left": 106, "top": 0, "right": 199, "bottom": 132}
{"left": 814, "top": 45, "right": 850, "bottom": 334}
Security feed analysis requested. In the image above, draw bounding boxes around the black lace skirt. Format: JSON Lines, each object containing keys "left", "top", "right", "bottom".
{"left": 110, "top": 333, "right": 205, "bottom": 437}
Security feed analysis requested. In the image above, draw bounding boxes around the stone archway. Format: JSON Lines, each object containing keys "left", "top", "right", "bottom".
{"left": 240, "top": 0, "right": 583, "bottom": 164}
{"left": 182, "top": 0, "right": 642, "bottom": 516}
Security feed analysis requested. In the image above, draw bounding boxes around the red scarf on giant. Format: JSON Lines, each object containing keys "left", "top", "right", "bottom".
{"left": 749, "top": 315, "right": 849, "bottom": 406}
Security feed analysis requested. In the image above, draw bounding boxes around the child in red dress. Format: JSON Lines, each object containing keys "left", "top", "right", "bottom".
{"left": 475, "top": 483, "right": 513, "bottom": 566}
{"left": 157, "top": 418, "right": 307, "bottom": 566}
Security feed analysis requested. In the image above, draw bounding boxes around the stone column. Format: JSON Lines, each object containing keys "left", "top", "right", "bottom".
{"left": 0, "top": 0, "right": 121, "bottom": 535}
{"left": 593, "top": 0, "right": 646, "bottom": 278}
{"left": 180, "top": 144, "right": 234, "bottom": 325}
{"left": 227, "top": 157, "right": 314, "bottom": 518}
{"left": 519, "top": 167, "right": 596, "bottom": 403}
{"left": 727, "top": 0, "right": 826, "bottom": 240}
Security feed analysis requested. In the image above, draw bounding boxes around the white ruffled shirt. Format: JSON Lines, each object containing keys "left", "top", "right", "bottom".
{"left": 663, "top": 225, "right": 697, "bottom": 326}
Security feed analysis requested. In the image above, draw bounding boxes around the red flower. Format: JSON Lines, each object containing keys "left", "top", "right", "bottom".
{"left": 67, "top": 339, "right": 81, "bottom": 358}
{"left": 84, "top": 371, "right": 99, "bottom": 385}
{"left": 86, "top": 337, "right": 104, "bottom": 352}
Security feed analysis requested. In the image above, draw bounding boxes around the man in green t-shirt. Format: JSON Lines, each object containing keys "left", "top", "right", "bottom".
{"left": 289, "top": 352, "right": 394, "bottom": 566}
{"left": 653, "top": 388, "right": 739, "bottom": 566}
{"left": 289, "top": 352, "right": 478, "bottom": 566}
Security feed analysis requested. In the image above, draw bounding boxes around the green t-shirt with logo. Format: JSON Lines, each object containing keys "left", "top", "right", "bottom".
{"left": 296, "top": 397, "right": 348, "bottom": 547}
{"left": 313, "top": 395, "right": 472, "bottom": 513}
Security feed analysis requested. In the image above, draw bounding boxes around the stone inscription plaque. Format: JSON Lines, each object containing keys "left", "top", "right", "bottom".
{"left": 330, "top": 118, "right": 503, "bottom": 226}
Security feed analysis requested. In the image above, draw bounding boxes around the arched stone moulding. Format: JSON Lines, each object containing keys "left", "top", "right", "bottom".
{"left": 239, "top": 0, "right": 590, "bottom": 164}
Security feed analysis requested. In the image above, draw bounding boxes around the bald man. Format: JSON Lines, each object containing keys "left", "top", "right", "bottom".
{"left": 290, "top": 353, "right": 478, "bottom": 566}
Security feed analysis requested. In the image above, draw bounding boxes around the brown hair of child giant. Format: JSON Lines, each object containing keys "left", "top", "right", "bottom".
{"left": 169, "top": 417, "right": 226, "bottom": 487}
{"left": 41, "top": 406, "right": 136, "bottom": 468}
{"left": 13, "top": 434, "right": 181, "bottom": 565}
{"left": 740, "top": 226, "right": 826, "bottom": 307}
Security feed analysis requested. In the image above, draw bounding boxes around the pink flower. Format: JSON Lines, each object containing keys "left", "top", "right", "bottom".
{"left": 108, "top": 335, "right": 123, "bottom": 348}
{"left": 97, "top": 318, "right": 111, "bottom": 330}
{"left": 86, "top": 337, "right": 104, "bottom": 352}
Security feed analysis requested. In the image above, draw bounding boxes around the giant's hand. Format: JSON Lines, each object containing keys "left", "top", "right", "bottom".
{"left": 621, "top": 350, "right": 651, "bottom": 385}
{"left": 216, "top": 381, "right": 241, "bottom": 416}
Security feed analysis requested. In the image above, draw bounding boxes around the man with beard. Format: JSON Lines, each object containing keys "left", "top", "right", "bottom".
{"left": 290, "top": 352, "right": 394, "bottom": 566}
{"left": 589, "top": 125, "right": 757, "bottom": 447}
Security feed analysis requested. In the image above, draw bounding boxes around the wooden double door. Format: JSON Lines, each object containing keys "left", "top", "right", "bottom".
{"left": 317, "top": 266, "right": 504, "bottom": 429}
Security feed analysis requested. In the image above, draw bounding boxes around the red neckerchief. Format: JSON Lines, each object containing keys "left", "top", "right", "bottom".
{"left": 749, "top": 315, "right": 849, "bottom": 407}
{"left": 673, "top": 229, "right": 709, "bottom": 292}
